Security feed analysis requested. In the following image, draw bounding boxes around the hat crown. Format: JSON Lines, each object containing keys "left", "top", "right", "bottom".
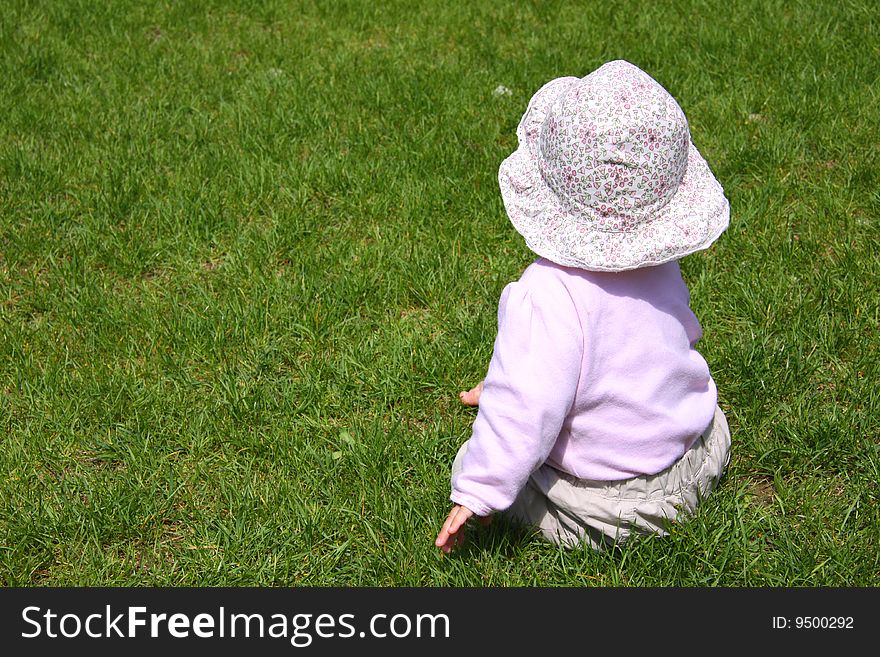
{"left": 537, "top": 60, "right": 690, "bottom": 232}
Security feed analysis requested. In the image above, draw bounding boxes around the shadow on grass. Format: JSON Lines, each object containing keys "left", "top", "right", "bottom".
{"left": 447, "top": 514, "right": 627, "bottom": 563}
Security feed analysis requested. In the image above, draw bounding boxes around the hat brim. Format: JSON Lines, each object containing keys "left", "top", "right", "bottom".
{"left": 498, "top": 77, "right": 730, "bottom": 272}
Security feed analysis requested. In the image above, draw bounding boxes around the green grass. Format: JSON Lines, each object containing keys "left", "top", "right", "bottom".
{"left": 0, "top": 0, "right": 877, "bottom": 586}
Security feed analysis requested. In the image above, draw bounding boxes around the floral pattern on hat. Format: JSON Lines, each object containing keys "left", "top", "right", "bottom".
{"left": 498, "top": 60, "right": 729, "bottom": 272}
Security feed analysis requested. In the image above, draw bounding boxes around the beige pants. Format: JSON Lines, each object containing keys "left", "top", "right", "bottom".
{"left": 453, "top": 405, "right": 731, "bottom": 550}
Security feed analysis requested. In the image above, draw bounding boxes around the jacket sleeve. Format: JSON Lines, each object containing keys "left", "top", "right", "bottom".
{"left": 450, "top": 278, "right": 584, "bottom": 516}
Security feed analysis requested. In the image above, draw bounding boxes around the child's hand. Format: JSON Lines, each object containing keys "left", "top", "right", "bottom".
{"left": 458, "top": 380, "right": 484, "bottom": 407}
{"left": 435, "top": 504, "right": 491, "bottom": 554}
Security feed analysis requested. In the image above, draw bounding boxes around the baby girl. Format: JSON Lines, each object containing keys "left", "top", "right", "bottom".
{"left": 436, "top": 60, "right": 731, "bottom": 553}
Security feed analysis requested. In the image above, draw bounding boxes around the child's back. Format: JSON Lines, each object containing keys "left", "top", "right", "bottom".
{"left": 452, "top": 257, "right": 717, "bottom": 516}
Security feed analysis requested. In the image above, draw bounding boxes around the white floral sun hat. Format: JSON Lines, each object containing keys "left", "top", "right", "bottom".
{"left": 499, "top": 60, "right": 729, "bottom": 272}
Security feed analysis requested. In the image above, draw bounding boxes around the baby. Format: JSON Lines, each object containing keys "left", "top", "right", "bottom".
{"left": 435, "top": 60, "right": 732, "bottom": 553}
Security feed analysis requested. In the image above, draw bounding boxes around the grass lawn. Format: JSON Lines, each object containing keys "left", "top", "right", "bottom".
{"left": 1, "top": 0, "right": 877, "bottom": 586}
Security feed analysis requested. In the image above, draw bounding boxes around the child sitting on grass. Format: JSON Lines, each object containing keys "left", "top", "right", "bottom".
{"left": 435, "top": 60, "right": 732, "bottom": 553}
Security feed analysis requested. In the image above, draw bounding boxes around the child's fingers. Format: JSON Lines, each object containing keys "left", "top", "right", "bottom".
{"left": 435, "top": 510, "right": 459, "bottom": 549}
{"left": 445, "top": 506, "right": 471, "bottom": 535}
{"left": 435, "top": 524, "right": 463, "bottom": 553}
{"left": 438, "top": 530, "right": 462, "bottom": 554}
{"left": 435, "top": 506, "right": 473, "bottom": 552}
{"left": 458, "top": 381, "right": 484, "bottom": 407}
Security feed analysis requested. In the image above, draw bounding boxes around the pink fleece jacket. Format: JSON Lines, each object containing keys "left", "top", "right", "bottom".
{"left": 450, "top": 257, "right": 718, "bottom": 517}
